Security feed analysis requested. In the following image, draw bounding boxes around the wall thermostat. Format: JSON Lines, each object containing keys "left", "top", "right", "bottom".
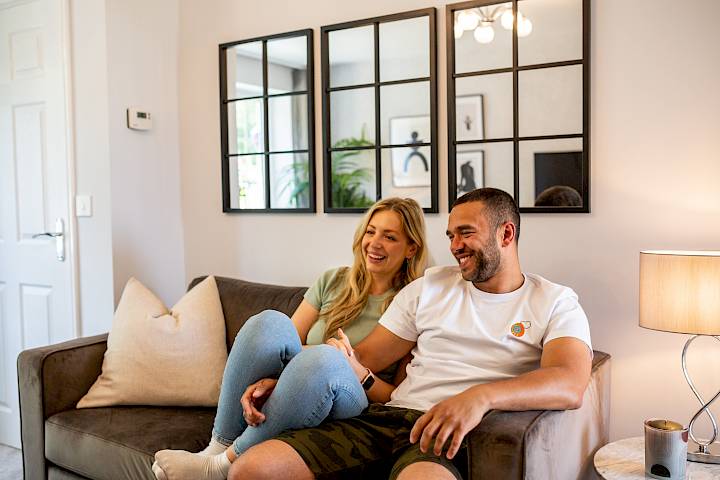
{"left": 127, "top": 107, "right": 152, "bottom": 130}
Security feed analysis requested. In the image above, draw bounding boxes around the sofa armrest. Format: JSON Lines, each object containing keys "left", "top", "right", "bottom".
{"left": 18, "top": 334, "right": 108, "bottom": 480}
{"left": 465, "top": 352, "right": 611, "bottom": 480}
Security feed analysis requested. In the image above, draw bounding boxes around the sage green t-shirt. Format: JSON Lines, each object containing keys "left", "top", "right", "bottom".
{"left": 304, "top": 267, "right": 392, "bottom": 346}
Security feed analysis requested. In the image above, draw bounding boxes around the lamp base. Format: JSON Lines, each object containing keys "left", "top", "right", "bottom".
{"left": 687, "top": 440, "right": 720, "bottom": 464}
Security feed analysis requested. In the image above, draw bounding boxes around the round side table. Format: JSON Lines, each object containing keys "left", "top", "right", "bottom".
{"left": 593, "top": 437, "right": 720, "bottom": 479}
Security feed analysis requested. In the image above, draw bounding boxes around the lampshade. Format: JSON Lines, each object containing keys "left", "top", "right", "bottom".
{"left": 639, "top": 251, "right": 720, "bottom": 335}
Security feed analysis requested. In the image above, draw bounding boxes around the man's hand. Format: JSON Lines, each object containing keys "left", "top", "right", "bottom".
{"left": 409, "top": 387, "right": 490, "bottom": 460}
{"left": 326, "top": 328, "right": 368, "bottom": 380}
{"left": 240, "top": 378, "right": 278, "bottom": 426}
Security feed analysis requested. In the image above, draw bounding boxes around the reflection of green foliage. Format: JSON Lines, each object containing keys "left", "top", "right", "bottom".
{"left": 331, "top": 127, "right": 374, "bottom": 208}
{"left": 279, "top": 160, "right": 310, "bottom": 208}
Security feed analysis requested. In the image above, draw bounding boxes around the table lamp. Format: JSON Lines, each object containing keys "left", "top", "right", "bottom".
{"left": 639, "top": 250, "right": 720, "bottom": 464}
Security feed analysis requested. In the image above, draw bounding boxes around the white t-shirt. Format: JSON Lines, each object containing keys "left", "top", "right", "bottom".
{"left": 379, "top": 265, "right": 592, "bottom": 412}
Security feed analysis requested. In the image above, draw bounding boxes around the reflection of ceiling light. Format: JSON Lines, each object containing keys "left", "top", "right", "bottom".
{"left": 473, "top": 22, "right": 495, "bottom": 44}
{"left": 455, "top": 4, "right": 533, "bottom": 44}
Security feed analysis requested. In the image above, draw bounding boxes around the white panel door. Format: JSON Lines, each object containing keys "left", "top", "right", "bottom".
{"left": 0, "top": 0, "right": 75, "bottom": 448}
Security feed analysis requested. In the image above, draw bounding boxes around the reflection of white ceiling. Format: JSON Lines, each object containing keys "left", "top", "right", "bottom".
{"left": 233, "top": 37, "right": 306, "bottom": 69}
{"left": 330, "top": 17, "right": 429, "bottom": 64}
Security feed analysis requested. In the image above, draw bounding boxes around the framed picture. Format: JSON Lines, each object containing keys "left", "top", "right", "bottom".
{"left": 389, "top": 115, "right": 432, "bottom": 187}
{"left": 456, "top": 150, "right": 484, "bottom": 198}
{"left": 456, "top": 94, "right": 484, "bottom": 141}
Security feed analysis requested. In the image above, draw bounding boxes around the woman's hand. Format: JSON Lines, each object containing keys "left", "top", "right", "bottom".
{"left": 240, "top": 378, "right": 278, "bottom": 426}
{"left": 326, "top": 328, "right": 368, "bottom": 381}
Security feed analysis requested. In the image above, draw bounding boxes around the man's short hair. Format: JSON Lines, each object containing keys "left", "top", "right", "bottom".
{"left": 452, "top": 188, "right": 521, "bottom": 243}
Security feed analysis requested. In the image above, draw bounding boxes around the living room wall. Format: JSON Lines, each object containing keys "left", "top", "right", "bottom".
{"left": 177, "top": 0, "right": 720, "bottom": 442}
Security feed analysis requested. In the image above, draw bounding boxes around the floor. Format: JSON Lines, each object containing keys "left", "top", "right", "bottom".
{"left": 0, "top": 444, "right": 22, "bottom": 479}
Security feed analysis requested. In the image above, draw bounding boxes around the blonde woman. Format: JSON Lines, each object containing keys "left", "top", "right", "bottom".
{"left": 154, "top": 197, "right": 427, "bottom": 480}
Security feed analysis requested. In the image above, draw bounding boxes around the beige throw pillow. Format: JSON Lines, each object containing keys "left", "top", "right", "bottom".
{"left": 77, "top": 276, "right": 227, "bottom": 408}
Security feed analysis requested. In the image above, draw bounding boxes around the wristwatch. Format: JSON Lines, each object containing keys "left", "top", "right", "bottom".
{"left": 361, "top": 368, "right": 375, "bottom": 391}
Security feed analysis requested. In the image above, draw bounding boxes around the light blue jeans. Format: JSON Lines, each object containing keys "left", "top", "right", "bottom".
{"left": 212, "top": 310, "right": 368, "bottom": 456}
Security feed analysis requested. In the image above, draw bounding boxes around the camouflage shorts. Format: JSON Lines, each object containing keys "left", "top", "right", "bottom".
{"left": 275, "top": 404, "right": 467, "bottom": 480}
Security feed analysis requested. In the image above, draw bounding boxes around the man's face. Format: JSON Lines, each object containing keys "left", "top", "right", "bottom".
{"left": 446, "top": 202, "right": 502, "bottom": 284}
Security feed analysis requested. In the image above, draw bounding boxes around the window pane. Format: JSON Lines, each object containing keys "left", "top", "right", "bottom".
{"left": 518, "top": 0, "right": 583, "bottom": 66}
{"left": 519, "top": 65, "right": 582, "bottom": 137}
{"left": 329, "top": 26, "right": 374, "bottom": 88}
{"left": 456, "top": 142, "right": 514, "bottom": 199}
{"left": 226, "top": 42, "right": 263, "bottom": 99}
{"left": 456, "top": 73, "right": 513, "bottom": 140}
{"left": 330, "top": 150, "right": 376, "bottom": 208}
{"left": 330, "top": 87, "right": 375, "bottom": 147}
{"left": 269, "top": 153, "right": 310, "bottom": 209}
{"left": 379, "top": 16, "right": 429, "bottom": 82}
{"left": 381, "top": 82, "right": 430, "bottom": 146}
{"left": 518, "top": 138, "right": 583, "bottom": 208}
{"left": 454, "top": 3, "right": 513, "bottom": 74}
{"left": 229, "top": 155, "right": 266, "bottom": 209}
{"left": 268, "top": 94, "right": 308, "bottom": 152}
{"left": 381, "top": 147, "right": 432, "bottom": 208}
{"left": 227, "top": 99, "right": 264, "bottom": 154}
{"left": 267, "top": 36, "right": 308, "bottom": 93}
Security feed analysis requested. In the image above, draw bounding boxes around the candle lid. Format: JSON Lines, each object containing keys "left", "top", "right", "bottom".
{"left": 645, "top": 419, "right": 685, "bottom": 431}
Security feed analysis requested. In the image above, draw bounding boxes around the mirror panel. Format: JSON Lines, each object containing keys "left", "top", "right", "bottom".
{"left": 268, "top": 94, "right": 308, "bottom": 151}
{"left": 518, "top": 138, "right": 584, "bottom": 208}
{"left": 329, "top": 26, "right": 374, "bottom": 88}
{"left": 269, "top": 152, "right": 310, "bottom": 209}
{"left": 456, "top": 73, "right": 513, "bottom": 140}
{"left": 454, "top": 3, "right": 513, "bottom": 74}
{"left": 380, "top": 82, "right": 430, "bottom": 145}
{"left": 518, "top": 0, "right": 583, "bottom": 66}
{"left": 330, "top": 149, "right": 376, "bottom": 208}
{"left": 381, "top": 147, "right": 432, "bottom": 208}
{"left": 456, "top": 142, "right": 514, "bottom": 199}
{"left": 379, "top": 16, "right": 430, "bottom": 82}
{"left": 229, "top": 155, "right": 266, "bottom": 209}
{"left": 267, "top": 36, "right": 308, "bottom": 93}
{"left": 518, "top": 64, "right": 582, "bottom": 137}
{"left": 226, "top": 42, "right": 264, "bottom": 99}
{"left": 227, "top": 99, "right": 264, "bottom": 154}
{"left": 330, "top": 87, "right": 376, "bottom": 146}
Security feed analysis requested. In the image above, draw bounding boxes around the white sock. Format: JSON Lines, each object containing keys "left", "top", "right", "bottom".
{"left": 198, "top": 438, "right": 229, "bottom": 456}
{"left": 154, "top": 450, "right": 231, "bottom": 480}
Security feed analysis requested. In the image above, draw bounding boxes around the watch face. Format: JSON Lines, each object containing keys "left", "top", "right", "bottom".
{"left": 363, "top": 374, "right": 375, "bottom": 391}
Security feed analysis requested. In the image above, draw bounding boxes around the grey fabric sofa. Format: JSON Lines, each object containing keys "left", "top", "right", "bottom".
{"left": 18, "top": 276, "right": 611, "bottom": 480}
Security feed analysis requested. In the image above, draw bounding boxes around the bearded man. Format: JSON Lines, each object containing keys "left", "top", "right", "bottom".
{"left": 227, "top": 188, "right": 592, "bottom": 480}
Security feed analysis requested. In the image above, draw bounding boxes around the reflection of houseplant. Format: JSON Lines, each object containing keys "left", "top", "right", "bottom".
{"left": 330, "top": 128, "right": 374, "bottom": 208}
{"left": 279, "top": 160, "right": 310, "bottom": 208}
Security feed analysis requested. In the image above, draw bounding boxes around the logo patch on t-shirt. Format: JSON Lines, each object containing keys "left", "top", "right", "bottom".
{"left": 510, "top": 321, "right": 531, "bottom": 337}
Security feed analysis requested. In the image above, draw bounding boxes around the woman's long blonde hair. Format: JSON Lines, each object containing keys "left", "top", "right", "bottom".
{"left": 321, "top": 197, "right": 427, "bottom": 342}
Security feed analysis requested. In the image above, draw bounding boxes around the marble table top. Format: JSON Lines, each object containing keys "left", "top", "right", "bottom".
{"left": 594, "top": 437, "right": 720, "bottom": 480}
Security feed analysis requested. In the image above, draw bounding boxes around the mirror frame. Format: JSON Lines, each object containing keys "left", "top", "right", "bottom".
{"left": 321, "top": 8, "right": 438, "bottom": 213}
{"left": 446, "top": 0, "right": 590, "bottom": 213}
{"left": 219, "top": 29, "right": 315, "bottom": 213}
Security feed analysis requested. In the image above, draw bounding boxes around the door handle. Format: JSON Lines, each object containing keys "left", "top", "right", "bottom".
{"left": 31, "top": 218, "right": 65, "bottom": 261}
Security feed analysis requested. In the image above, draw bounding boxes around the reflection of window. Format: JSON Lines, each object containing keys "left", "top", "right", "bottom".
{"left": 321, "top": 9, "right": 438, "bottom": 213}
{"left": 219, "top": 30, "right": 315, "bottom": 212}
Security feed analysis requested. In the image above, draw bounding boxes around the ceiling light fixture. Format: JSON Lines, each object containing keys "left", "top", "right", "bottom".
{"left": 454, "top": 4, "right": 533, "bottom": 44}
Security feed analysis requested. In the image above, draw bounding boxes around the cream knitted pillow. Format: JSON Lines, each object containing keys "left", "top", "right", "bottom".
{"left": 77, "top": 276, "right": 227, "bottom": 408}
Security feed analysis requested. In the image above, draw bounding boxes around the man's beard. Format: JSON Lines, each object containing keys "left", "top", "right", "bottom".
{"left": 461, "top": 240, "right": 501, "bottom": 284}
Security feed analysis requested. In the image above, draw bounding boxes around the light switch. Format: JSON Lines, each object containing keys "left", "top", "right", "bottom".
{"left": 76, "top": 195, "right": 93, "bottom": 217}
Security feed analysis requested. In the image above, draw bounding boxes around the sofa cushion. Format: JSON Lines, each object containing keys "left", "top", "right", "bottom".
{"left": 77, "top": 276, "right": 227, "bottom": 408}
{"left": 45, "top": 407, "right": 214, "bottom": 480}
{"left": 189, "top": 276, "right": 307, "bottom": 351}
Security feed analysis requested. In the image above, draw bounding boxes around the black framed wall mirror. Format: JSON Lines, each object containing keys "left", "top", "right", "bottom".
{"left": 219, "top": 29, "right": 315, "bottom": 212}
{"left": 447, "top": 0, "right": 589, "bottom": 213}
{"left": 321, "top": 9, "right": 438, "bottom": 213}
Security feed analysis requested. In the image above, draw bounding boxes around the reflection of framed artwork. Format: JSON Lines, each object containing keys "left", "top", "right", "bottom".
{"left": 389, "top": 115, "right": 431, "bottom": 187}
{"left": 456, "top": 150, "right": 484, "bottom": 198}
{"left": 456, "top": 94, "right": 484, "bottom": 141}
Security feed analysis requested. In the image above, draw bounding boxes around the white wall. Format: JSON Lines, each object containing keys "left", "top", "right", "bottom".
{"left": 177, "top": 0, "right": 720, "bottom": 442}
{"left": 105, "top": 0, "right": 186, "bottom": 305}
{"left": 70, "top": 0, "right": 115, "bottom": 336}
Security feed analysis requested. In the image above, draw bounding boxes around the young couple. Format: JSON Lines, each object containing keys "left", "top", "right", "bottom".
{"left": 154, "top": 188, "right": 593, "bottom": 480}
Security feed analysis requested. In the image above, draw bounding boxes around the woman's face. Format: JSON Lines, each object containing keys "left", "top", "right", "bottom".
{"left": 361, "top": 210, "right": 417, "bottom": 280}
